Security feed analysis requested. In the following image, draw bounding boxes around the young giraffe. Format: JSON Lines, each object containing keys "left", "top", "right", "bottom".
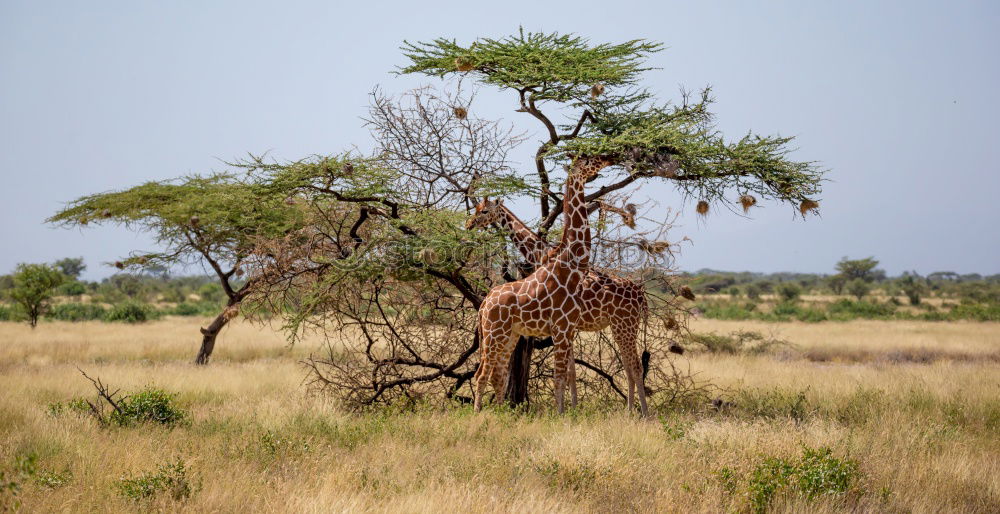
{"left": 473, "top": 155, "right": 612, "bottom": 413}
{"left": 467, "top": 199, "right": 650, "bottom": 415}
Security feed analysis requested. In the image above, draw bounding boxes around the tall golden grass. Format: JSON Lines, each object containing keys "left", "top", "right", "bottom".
{"left": 1, "top": 317, "right": 998, "bottom": 512}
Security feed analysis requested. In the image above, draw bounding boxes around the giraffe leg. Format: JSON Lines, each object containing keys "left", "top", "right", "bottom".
{"left": 551, "top": 329, "right": 575, "bottom": 414}
{"left": 474, "top": 321, "right": 499, "bottom": 411}
{"left": 489, "top": 331, "right": 519, "bottom": 405}
{"left": 569, "top": 346, "right": 578, "bottom": 409}
{"left": 614, "top": 320, "right": 648, "bottom": 417}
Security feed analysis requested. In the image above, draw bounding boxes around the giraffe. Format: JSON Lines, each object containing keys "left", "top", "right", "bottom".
{"left": 472, "top": 155, "right": 613, "bottom": 413}
{"left": 467, "top": 200, "right": 650, "bottom": 416}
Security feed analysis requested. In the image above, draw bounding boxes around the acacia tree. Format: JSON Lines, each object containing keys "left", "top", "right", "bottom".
{"left": 396, "top": 30, "right": 822, "bottom": 402}
{"left": 48, "top": 175, "right": 307, "bottom": 363}
{"left": 242, "top": 31, "right": 824, "bottom": 408}
{"left": 8, "top": 263, "right": 65, "bottom": 328}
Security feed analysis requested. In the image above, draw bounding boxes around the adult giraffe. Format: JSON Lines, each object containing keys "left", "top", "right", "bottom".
{"left": 473, "top": 155, "right": 613, "bottom": 413}
{"left": 467, "top": 199, "right": 650, "bottom": 416}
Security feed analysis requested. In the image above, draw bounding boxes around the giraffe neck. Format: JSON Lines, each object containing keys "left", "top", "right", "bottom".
{"left": 494, "top": 205, "right": 548, "bottom": 266}
{"left": 554, "top": 156, "right": 611, "bottom": 270}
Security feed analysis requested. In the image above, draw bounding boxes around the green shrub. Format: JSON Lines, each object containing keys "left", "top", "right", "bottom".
{"left": 169, "top": 302, "right": 218, "bottom": 316}
{"left": 57, "top": 281, "right": 87, "bottom": 297}
{"left": 105, "top": 302, "right": 153, "bottom": 323}
{"left": 777, "top": 282, "right": 802, "bottom": 302}
{"left": 47, "top": 303, "right": 107, "bottom": 322}
{"left": 116, "top": 459, "right": 196, "bottom": 502}
{"left": 827, "top": 299, "right": 895, "bottom": 320}
{"left": 46, "top": 398, "right": 91, "bottom": 417}
{"left": 110, "top": 388, "right": 186, "bottom": 427}
{"left": 0, "top": 304, "right": 14, "bottom": 321}
{"left": 796, "top": 446, "right": 860, "bottom": 499}
{"left": 947, "top": 302, "right": 1000, "bottom": 321}
{"left": 747, "top": 457, "right": 795, "bottom": 513}
{"left": 717, "top": 446, "right": 862, "bottom": 513}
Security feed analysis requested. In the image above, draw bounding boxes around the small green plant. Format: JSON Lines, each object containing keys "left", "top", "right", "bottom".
{"left": 796, "top": 446, "right": 859, "bottom": 499}
{"left": 34, "top": 469, "right": 73, "bottom": 489}
{"left": 1, "top": 453, "right": 38, "bottom": 511}
{"left": 74, "top": 370, "right": 186, "bottom": 427}
{"left": 747, "top": 457, "right": 795, "bottom": 513}
{"left": 715, "top": 445, "right": 862, "bottom": 513}
{"left": 110, "top": 389, "right": 186, "bottom": 427}
{"left": 46, "top": 397, "right": 91, "bottom": 417}
{"left": 116, "top": 459, "right": 196, "bottom": 502}
{"left": 659, "top": 415, "right": 690, "bottom": 440}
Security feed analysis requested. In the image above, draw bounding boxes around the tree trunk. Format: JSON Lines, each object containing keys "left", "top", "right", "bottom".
{"left": 194, "top": 302, "right": 236, "bottom": 365}
{"left": 505, "top": 336, "right": 534, "bottom": 405}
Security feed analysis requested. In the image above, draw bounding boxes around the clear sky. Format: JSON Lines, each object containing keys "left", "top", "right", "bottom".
{"left": 2, "top": 0, "right": 998, "bottom": 281}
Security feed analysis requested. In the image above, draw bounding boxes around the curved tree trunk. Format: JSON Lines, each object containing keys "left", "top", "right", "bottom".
{"left": 194, "top": 301, "right": 237, "bottom": 365}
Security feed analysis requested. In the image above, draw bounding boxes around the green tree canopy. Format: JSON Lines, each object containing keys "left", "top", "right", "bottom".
{"left": 53, "top": 257, "right": 86, "bottom": 279}
{"left": 835, "top": 257, "right": 883, "bottom": 282}
{"left": 48, "top": 173, "right": 309, "bottom": 363}
{"left": 9, "top": 263, "right": 66, "bottom": 328}
{"left": 401, "top": 29, "right": 824, "bottom": 220}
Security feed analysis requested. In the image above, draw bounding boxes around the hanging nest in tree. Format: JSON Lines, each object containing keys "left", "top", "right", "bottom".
{"left": 453, "top": 106, "right": 468, "bottom": 120}
{"left": 638, "top": 239, "right": 671, "bottom": 255}
{"left": 679, "top": 285, "right": 696, "bottom": 301}
{"left": 652, "top": 158, "right": 679, "bottom": 178}
{"left": 739, "top": 195, "right": 757, "bottom": 213}
{"left": 137, "top": 256, "right": 148, "bottom": 266}
{"left": 665, "top": 316, "right": 679, "bottom": 330}
{"left": 799, "top": 199, "right": 820, "bottom": 216}
{"left": 80, "top": 217, "right": 88, "bottom": 226}
{"left": 590, "top": 83, "right": 605, "bottom": 98}
{"left": 235, "top": 268, "right": 244, "bottom": 277}
{"left": 342, "top": 162, "right": 354, "bottom": 175}
{"left": 114, "top": 261, "right": 124, "bottom": 270}
{"left": 623, "top": 203, "right": 638, "bottom": 229}
{"left": 454, "top": 56, "right": 475, "bottom": 72}
{"left": 668, "top": 342, "right": 685, "bottom": 355}
{"left": 696, "top": 200, "right": 710, "bottom": 216}
{"left": 101, "top": 209, "right": 112, "bottom": 218}
{"left": 189, "top": 216, "right": 200, "bottom": 228}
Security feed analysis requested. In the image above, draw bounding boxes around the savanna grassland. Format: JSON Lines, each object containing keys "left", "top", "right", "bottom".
{"left": 1, "top": 318, "right": 998, "bottom": 513}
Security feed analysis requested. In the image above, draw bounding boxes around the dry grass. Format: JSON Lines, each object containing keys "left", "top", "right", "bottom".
{"left": 1, "top": 318, "right": 998, "bottom": 512}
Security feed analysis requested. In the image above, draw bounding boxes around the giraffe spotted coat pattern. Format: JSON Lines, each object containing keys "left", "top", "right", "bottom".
{"left": 472, "top": 156, "right": 613, "bottom": 413}
{"left": 467, "top": 199, "right": 650, "bottom": 415}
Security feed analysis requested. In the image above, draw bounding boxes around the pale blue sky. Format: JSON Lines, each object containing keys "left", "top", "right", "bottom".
{"left": 2, "top": 0, "right": 998, "bottom": 280}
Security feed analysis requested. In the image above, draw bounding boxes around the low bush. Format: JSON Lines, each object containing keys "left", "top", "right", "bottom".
{"left": 105, "top": 302, "right": 154, "bottom": 323}
{"left": 47, "top": 303, "right": 107, "bottom": 322}
{"left": 717, "top": 445, "right": 862, "bottom": 513}
{"left": 110, "top": 388, "right": 187, "bottom": 427}
{"left": 116, "top": 459, "right": 196, "bottom": 502}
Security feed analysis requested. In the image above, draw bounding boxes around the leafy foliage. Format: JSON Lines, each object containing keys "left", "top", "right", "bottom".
{"left": 8, "top": 263, "right": 65, "bottom": 328}
{"left": 116, "top": 459, "right": 196, "bottom": 502}
{"left": 105, "top": 302, "right": 154, "bottom": 323}
{"left": 402, "top": 29, "right": 824, "bottom": 210}
{"left": 108, "top": 388, "right": 187, "bottom": 427}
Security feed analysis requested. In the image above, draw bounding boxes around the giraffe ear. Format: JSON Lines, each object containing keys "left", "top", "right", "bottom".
{"left": 497, "top": 199, "right": 504, "bottom": 206}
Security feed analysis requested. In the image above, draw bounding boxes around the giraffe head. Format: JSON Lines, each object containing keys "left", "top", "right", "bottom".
{"left": 466, "top": 198, "right": 505, "bottom": 230}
